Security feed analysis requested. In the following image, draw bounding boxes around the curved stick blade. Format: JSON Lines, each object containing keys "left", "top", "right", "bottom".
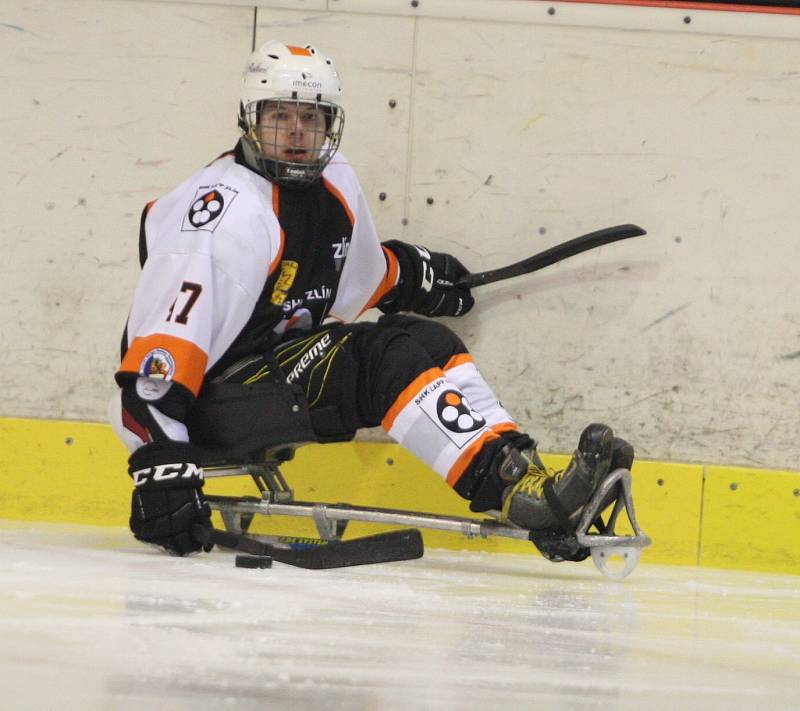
{"left": 460, "top": 224, "right": 647, "bottom": 289}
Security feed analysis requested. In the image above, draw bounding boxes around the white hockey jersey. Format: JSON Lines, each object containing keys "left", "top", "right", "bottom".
{"left": 117, "top": 149, "right": 399, "bottom": 397}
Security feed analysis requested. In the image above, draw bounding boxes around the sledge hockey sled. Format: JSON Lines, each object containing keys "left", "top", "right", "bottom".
{"left": 186, "top": 380, "right": 650, "bottom": 578}
{"left": 198, "top": 444, "right": 651, "bottom": 580}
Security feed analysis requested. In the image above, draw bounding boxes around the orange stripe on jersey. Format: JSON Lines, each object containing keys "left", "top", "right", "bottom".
{"left": 288, "top": 45, "right": 312, "bottom": 56}
{"left": 269, "top": 184, "right": 285, "bottom": 275}
{"left": 323, "top": 178, "right": 355, "bottom": 226}
{"left": 118, "top": 333, "right": 208, "bottom": 397}
{"left": 381, "top": 367, "right": 444, "bottom": 432}
{"left": 364, "top": 245, "right": 400, "bottom": 311}
{"left": 443, "top": 353, "right": 474, "bottom": 371}
{"left": 446, "top": 429, "right": 500, "bottom": 487}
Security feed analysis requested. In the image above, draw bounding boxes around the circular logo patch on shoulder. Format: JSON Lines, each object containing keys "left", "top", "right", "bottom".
{"left": 188, "top": 190, "right": 224, "bottom": 228}
{"left": 139, "top": 348, "right": 176, "bottom": 380}
{"left": 436, "top": 389, "right": 486, "bottom": 433}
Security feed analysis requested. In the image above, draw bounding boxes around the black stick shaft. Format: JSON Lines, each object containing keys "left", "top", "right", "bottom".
{"left": 192, "top": 525, "right": 424, "bottom": 569}
{"left": 458, "top": 224, "right": 646, "bottom": 289}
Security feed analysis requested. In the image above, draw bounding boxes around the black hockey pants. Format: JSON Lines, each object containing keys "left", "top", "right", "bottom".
{"left": 188, "top": 314, "right": 470, "bottom": 451}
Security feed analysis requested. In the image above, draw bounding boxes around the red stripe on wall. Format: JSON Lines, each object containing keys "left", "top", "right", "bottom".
{"left": 551, "top": 0, "right": 800, "bottom": 16}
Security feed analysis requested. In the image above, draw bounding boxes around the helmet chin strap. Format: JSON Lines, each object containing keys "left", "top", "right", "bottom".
{"left": 238, "top": 135, "right": 318, "bottom": 186}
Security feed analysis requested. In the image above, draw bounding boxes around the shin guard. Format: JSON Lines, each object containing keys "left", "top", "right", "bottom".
{"left": 381, "top": 368, "right": 501, "bottom": 487}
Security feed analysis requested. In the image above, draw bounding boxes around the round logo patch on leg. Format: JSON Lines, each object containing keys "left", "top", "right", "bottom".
{"left": 436, "top": 389, "right": 486, "bottom": 433}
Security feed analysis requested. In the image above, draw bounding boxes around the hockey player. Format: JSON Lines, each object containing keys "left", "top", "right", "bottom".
{"left": 110, "top": 41, "right": 633, "bottom": 560}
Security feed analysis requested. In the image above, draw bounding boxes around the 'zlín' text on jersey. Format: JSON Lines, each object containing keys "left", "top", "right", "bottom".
{"left": 116, "top": 143, "right": 394, "bottom": 397}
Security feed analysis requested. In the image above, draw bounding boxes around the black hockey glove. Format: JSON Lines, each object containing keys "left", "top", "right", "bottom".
{"left": 128, "top": 441, "right": 213, "bottom": 556}
{"left": 379, "top": 240, "right": 474, "bottom": 317}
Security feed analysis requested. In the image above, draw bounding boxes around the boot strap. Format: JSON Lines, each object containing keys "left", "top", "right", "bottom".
{"left": 542, "top": 478, "right": 577, "bottom": 534}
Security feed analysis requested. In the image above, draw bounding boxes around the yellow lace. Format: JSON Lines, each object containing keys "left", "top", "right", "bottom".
{"left": 517, "top": 462, "right": 565, "bottom": 496}
{"left": 500, "top": 461, "right": 565, "bottom": 522}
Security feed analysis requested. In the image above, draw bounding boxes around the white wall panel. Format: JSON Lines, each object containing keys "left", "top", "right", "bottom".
{"left": 0, "top": 0, "right": 253, "bottom": 420}
{"left": 3, "top": 0, "right": 800, "bottom": 470}
{"left": 408, "top": 19, "right": 800, "bottom": 467}
{"left": 331, "top": 0, "right": 800, "bottom": 41}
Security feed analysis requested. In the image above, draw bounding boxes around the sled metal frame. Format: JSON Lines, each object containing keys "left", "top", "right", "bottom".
{"left": 203, "top": 452, "right": 651, "bottom": 580}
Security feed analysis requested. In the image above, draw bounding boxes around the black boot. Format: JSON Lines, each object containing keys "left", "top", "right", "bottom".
{"left": 590, "top": 436, "right": 635, "bottom": 518}
{"left": 500, "top": 423, "right": 614, "bottom": 530}
{"left": 463, "top": 432, "right": 536, "bottom": 513}
{"left": 611, "top": 436, "right": 634, "bottom": 471}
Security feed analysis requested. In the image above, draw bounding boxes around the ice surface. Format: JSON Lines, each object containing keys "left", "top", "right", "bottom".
{"left": 1, "top": 521, "right": 799, "bottom": 711}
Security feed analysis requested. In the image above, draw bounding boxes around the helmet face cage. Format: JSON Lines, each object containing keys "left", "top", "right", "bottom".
{"left": 240, "top": 97, "right": 345, "bottom": 186}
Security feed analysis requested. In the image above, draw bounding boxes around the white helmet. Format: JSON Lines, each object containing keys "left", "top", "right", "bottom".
{"left": 238, "top": 41, "right": 345, "bottom": 185}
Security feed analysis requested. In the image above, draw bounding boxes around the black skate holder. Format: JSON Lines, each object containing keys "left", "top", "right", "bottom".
{"left": 201, "top": 447, "right": 651, "bottom": 580}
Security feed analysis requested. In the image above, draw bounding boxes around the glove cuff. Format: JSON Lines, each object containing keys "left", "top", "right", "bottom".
{"left": 128, "top": 441, "right": 205, "bottom": 490}
{"left": 379, "top": 240, "right": 423, "bottom": 313}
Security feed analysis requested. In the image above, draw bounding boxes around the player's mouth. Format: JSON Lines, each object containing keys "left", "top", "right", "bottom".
{"left": 284, "top": 147, "right": 311, "bottom": 160}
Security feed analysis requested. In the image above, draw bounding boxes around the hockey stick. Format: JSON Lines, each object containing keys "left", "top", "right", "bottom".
{"left": 193, "top": 525, "right": 424, "bottom": 569}
{"left": 457, "top": 224, "right": 646, "bottom": 289}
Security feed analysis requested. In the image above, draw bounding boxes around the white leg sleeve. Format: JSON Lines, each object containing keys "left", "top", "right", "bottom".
{"left": 381, "top": 367, "right": 510, "bottom": 487}
{"left": 443, "top": 355, "right": 517, "bottom": 430}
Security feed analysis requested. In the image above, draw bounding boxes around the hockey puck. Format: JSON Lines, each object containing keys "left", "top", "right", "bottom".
{"left": 235, "top": 554, "right": 273, "bottom": 569}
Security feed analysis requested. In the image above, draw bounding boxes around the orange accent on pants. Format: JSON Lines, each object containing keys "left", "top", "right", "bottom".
{"left": 381, "top": 367, "right": 443, "bottom": 432}
{"left": 443, "top": 353, "right": 474, "bottom": 371}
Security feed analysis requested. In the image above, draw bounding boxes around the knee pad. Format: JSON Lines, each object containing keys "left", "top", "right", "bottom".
{"left": 377, "top": 313, "right": 468, "bottom": 366}
{"left": 351, "top": 324, "right": 438, "bottom": 424}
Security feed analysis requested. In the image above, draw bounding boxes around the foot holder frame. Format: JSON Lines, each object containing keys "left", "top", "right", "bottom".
{"left": 204, "top": 462, "right": 651, "bottom": 579}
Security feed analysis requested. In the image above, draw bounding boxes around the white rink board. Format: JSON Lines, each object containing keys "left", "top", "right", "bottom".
{"left": 2, "top": 0, "right": 800, "bottom": 469}
{"left": 405, "top": 19, "right": 800, "bottom": 469}
{"left": 0, "top": 0, "right": 253, "bottom": 418}
{"left": 1, "top": 522, "right": 799, "bottom": 710}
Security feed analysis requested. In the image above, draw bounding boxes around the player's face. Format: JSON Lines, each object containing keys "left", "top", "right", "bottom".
{"left": 257, "top": 101, "right": 327, "bottom": 163}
